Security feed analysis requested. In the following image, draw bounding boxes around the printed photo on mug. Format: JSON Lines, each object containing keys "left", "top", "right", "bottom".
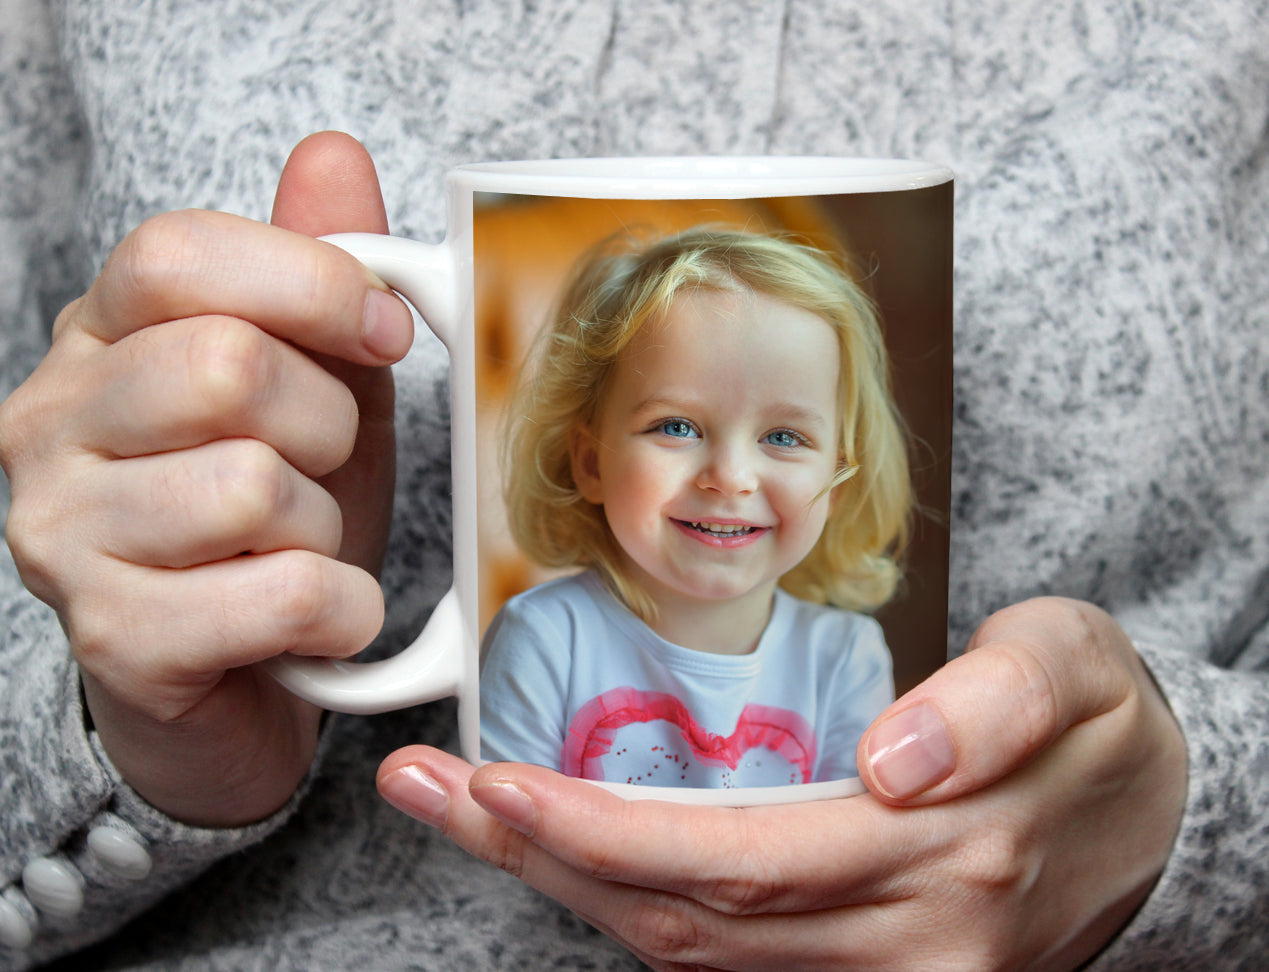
{"left": 471, "top": 186, "right": 951, "bottom": 792}
{"left": 266, "top": 157, "right": 953, "bottom": 806}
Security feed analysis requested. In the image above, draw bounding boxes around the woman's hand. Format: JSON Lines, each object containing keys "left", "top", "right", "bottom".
{"left": 0, "top": 132, "right": 410, "bottom": 827}
{"left": 378, "top": 597, "right": 1187, "bottom": 970}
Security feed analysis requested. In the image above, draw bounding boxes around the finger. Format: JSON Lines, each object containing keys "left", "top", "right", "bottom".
{"left": 380, "top": 749, "right": 927, "bottom": 915}
{"left": 480, "top": 763, "right": 938, "bottom": 912}
{"left": 73, "top": 209, "right": 412, "bottom": 365}
{"left": 571, "top": 888, "right": 900, "bottom": 972}
{"left": 590, "top": 897, "right": 908, "bottom": 972}
{"left": 70, "top": 550, "right": 383, "bottom": 716}
{"left": 313, "top": 356, "right": 396, "bottom": 574}
{"left": 377, "top": 748, "right": 628, "bottom": 906}
{"left": 79, "top": 315, "right": 359, "bottom": 476}
{"left": 270, "top": 131, "right": 390, "bottom": 237}
{"left": 858, "top": 597, "right": 1138, "bottom": 806}
{"left": 377, "top": 750, "right": 915, "bottom": 972}
{"left": 374, "top": 751, "right": 719, "bottom": 966}
{"left": 89, "top": 439, "right": 343, "bottom": 568}
{"left": 270, "top": 132, "right": 401, "bottom": 577}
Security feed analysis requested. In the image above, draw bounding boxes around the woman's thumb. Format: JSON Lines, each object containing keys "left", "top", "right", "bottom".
{"left": 858, "top": 597, "right": 1137, "bottom": 806}
{"left": 270, "top": 130, "right": 390, "bottom": 237}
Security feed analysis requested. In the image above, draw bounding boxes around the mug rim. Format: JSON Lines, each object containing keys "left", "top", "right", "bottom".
{"left": 450, "top": 155, "right": 952, "bottom": 198}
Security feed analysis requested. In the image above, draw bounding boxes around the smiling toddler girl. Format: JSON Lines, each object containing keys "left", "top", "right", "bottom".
{"left": 479, "top": 227, "right": 912, "bottom": 787}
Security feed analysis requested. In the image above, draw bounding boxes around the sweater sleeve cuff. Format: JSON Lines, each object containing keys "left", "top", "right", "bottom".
{"left": 0, "top": 601, "right": 326, "bottom": 967}
{"left": 1086, "top": 641, "right": 1269, "bottom": 969}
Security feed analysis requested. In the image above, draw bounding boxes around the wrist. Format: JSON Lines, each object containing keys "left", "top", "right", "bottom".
{"left": 82, "top": 668, "right": 323, "bottom": 828}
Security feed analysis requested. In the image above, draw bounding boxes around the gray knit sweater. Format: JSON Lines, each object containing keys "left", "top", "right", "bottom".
{"left": 2, "top": 0, "right": 1267, "bottom": 968}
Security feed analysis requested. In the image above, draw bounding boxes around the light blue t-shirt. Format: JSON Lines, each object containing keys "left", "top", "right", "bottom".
{"left": 479, "top": 571, "right": 894, "bottom": 787}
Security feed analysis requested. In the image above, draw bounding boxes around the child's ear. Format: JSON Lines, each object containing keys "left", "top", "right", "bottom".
{"left": 569, "top": 425, "right": 604, "bottom": 504}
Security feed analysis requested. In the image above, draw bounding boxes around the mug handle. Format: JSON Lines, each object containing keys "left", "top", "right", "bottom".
{"left": 263, "top": 233, "right": 465, "bottom": 714}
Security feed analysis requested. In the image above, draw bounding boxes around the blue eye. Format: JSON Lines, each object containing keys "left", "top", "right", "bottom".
{"left": 659, "top": 419, "right": 698, "bottom": 439}
{"left": 763, "top": 429, "right": 805, "bottom": 448}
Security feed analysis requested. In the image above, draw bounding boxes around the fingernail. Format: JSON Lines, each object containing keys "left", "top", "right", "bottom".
{"left": 379, "top": 765, "right": 449, "bottom": 827}
{"left": 867, "top": 703, "right": 956, "bottom": 800}
{"left": 362, "top": 287, "right": 412, "bottom": 359}
{"left": 471, "top": 780, "right": 537, "bottom": 837}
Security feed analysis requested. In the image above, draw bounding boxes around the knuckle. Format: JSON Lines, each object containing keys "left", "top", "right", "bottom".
{"left": 185, "top": 316, "right": 273, "bottom": 420}
{"left": 291, "top": 247, "right": 345, "bottom": 326}
{"left": 210, "top": 439, "right": 292, "bottom": 535}
{"left": 979, "top": 596, "right": 1130, "bottom": 738}
{"left": 0, "top": 377, "right": 54, "bottom": 469}
{"left": 1052, "top": 597, "right": 1133, "bottom": 678}
{"left": 117, "top": 210, "right": 207, "bottom": 300}
{"left": 263, "top": 551, "right": 332, "bottom": 642}
{"left": 571, "top": 827, "right": 628, "bottom": 884}
{"left": 50, "top": 295, "right": 83, "bottom": 342}
{"left": 63, "top": 593, "right": 130, "bottom": 674}
{"left": 482, "top": 826, "right": 529, "bottom": 880}
{"left": 4, "top": 501, "right": 63, "bottom": 601}
{"left": 704, "top": 869, "right": 780, "bottom": 916}
{"left": 0, "top": 388, "right": 29, "bottom": 461}
{"left": 696, "top": 838, "right": 780, "bottom": 915}
{"left": 2, "top": 462, "right": 86, "bottom": 604}
{"left": 5, "top": 500, "right": 47, "bottom": 562}
{"left": 624, "top": 897, "right": 710, "bottom": 964}
{"left": 66, "top": 607, "right": 110, "bottom": 665}
{"left": 992, "top": 641, "right": 1062, "bottom": 755}
{"left": 956, "top": 826, "right": 1038, "bottom": 899}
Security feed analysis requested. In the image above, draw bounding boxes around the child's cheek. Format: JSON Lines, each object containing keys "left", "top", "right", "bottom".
{"left": 777, "top": 471, "right": 835, "bottom": 532}
{"left": 629, "top": 452, "right": 680, "bottom": 506}
{"left": 607, "top": 444, "right": 676, "bottom": 521}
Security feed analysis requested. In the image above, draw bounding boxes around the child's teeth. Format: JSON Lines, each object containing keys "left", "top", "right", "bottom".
{"left": 692, "top": 522, "right": 752, "bottom": 535}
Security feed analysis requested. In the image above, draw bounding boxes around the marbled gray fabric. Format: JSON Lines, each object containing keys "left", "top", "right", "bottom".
{"left": 2, "top": 0, "right": 1267, "bottom": 968}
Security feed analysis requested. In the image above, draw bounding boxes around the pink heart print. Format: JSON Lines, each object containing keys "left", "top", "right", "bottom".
{"left": 563, "top": 687, "right": 817, "bottom": 787}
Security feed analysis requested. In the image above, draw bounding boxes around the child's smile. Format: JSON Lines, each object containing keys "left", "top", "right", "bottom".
{"left": 570, "top": 286, "right": 842, "bottom": 648}
{"left": 674, "top": 519, "right": 768, "bottom": 545}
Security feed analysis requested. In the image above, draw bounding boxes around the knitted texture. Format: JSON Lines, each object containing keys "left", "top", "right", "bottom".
{"left": 2, "top": 0, "right": 1266, "bottom": 968}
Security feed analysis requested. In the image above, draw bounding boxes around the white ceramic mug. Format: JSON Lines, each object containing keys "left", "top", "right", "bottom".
{"left": 266, "top": 157, "right": 954, "bottom": 805}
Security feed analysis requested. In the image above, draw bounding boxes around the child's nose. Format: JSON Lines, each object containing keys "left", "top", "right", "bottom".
{"left": 696, "top": 443, "right": 759, "bottom": 495}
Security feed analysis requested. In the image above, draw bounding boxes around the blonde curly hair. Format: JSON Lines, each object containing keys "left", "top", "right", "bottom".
{"left": 502, "top": 226, "right": 911, "bottom": 621}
